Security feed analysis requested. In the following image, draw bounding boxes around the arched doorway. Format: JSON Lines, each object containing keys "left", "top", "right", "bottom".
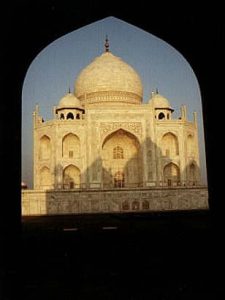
{"left": 102, "top": 129, "right": 142, "bottom": 188}
{"left": 63, "top": 165, "right": 81, "bottom": 189}
{"left": 163, "top": 163, "right": 180, "bottom": 186}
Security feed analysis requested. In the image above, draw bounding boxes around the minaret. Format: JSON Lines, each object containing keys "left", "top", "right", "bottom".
{"left": 193, "top": 111, "right": 198, "bottom": 128}
{"left": 181, "top": 105, "right": 187, "bottom": 120}
{"left": 104, "top": 35, "right": 109, "bottom": 52}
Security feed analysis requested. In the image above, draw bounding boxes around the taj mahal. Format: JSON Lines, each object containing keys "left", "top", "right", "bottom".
{"left": 22, "top": 38, "right": 208, "bottom": 215}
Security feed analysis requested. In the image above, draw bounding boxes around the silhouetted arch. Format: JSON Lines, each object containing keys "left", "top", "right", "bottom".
{"left": 39, "top": 135, "right": 51, "bottom": 160}
{"left": 161, "top": 132, "right": 179, "bottom": 157}
{"left": 163, "top": 162, "right": 180, "bottom": 185}
{"left": 158, "top": 112, "right": 165, "bottom": 120}
{"left": 40, "top": 166, "right": 51, "bottom": 189}
{"left": 63, "top": 164, "right": 80, "bottom": 189}
{"left": 67, "top": 112, "right": 74, "bottom": 119}
{"left": 21, "top": 15, "right": 207, "bottom": 199}
{"left": 62, "top": 133, "right": 80, "bottom": 158}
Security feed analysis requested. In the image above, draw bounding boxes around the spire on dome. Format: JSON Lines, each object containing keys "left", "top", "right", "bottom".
{"left": 104, "top": 35, "right": 109, "bottom": 52}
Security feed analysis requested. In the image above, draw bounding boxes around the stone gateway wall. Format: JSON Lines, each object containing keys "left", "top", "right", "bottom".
{"left": 21, "top": 187, "right": 208, "bottom": 216}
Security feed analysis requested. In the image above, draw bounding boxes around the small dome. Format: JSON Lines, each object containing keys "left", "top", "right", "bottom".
{"left": 149, "top": 92, "right": 172, "bottom": 109}
{"left": 74, "top": 51, "right": 143, "bottom": 105}
{"left": 58, "top": 92, "right": 82, "bottom": 108}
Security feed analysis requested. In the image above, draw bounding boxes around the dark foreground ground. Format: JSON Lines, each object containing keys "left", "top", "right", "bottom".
{"left": 3, "top": 210, "right": 225, "bottom": 299}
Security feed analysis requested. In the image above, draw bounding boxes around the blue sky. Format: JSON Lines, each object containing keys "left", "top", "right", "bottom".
{"left": 22, "top": 16, "right": 207, "bottom": 187}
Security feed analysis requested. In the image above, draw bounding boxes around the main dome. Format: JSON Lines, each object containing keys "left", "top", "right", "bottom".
{"left": 74, "top": 51, "right": 143, "bottom": 106}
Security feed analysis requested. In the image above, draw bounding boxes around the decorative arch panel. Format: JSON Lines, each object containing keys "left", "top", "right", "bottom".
{"left": 62, "top": 133, "right": 80, "bottom": 159}
{"left": 161, "top": 132, "right": 179, "bottom": 157}
{"left": 39, "top": 135, "right": 51, "bottom": 160}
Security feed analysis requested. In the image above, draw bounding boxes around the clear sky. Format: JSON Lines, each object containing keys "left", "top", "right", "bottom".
{"left": 22, "top": 16, "right": 207, "bottom": 188}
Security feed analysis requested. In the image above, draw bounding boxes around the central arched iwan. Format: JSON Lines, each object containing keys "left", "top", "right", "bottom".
{"left": 102, "top": 129, "right": 143, "bottom": 188}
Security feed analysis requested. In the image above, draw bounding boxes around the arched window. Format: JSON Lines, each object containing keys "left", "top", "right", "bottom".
{"left": 76, "top": 113, "right": 80, "bottom": 119}
{"left": 114, "top": 171, "right": 125, "bottom": 188}
{"left": 113, "top": 146, "right": 124, "bottom": 159}
{"left": 60, "top": 113, "right": 64, "bottom": 119}
{"left": 67, "top": 112, "right": 74, "bottom": 119}
{"left": 158, "top": 112, "right": 165, "bottom": 120}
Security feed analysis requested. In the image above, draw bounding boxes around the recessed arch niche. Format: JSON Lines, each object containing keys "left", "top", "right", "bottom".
{"left": 102, "top": 129, "right": 142, "bottom": 188}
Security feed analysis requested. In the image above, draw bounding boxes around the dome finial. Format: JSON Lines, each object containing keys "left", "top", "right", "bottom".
{"left": 68, "top": 86, "right": 71, "bottom": 94}
{"left": 105, "top": 35, "right": 109, "bottom": 52}
{"left": 156, "top": 88, "right": 159, "bottom": 94}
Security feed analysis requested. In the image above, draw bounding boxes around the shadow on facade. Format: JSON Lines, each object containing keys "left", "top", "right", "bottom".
{"left": 41, "top": 131, "right": 205, "bottom": 215}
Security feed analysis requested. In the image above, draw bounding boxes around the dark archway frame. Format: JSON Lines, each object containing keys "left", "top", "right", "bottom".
{"left": 1, "top": 3, "right": 223, "bottom": 235}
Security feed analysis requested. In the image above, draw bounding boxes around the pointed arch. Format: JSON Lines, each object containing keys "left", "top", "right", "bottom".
{"left": 161, "top": 132, "right": 179, "bottom": 157}
{"left": 187, "top": 134, "right": 195, "bottom": 157}
{"left": 102, "top": 129, "right": 142, "bottom": 188}
{"left": 188, "top": 162, "right": 197, "bottom": 185}
{"left": 102, "top": 128, "right": 140, "bottom": 149}
{"left": 67, "top": 112, "right": 74, "bottom": 119}
{"left": 63, "top": 164, "right": 80, "bottom": 189}
{"left": 40, "top": 166, "right": 51, "bottom": 189}
{"left": 163, "top": 162, "right": 180, "bottom": 186}
{"left": 39, "top": 135, "right": 51, "bottom": 160}
{"left": 62, "top": 133, "right": 80, "bottom": 158}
